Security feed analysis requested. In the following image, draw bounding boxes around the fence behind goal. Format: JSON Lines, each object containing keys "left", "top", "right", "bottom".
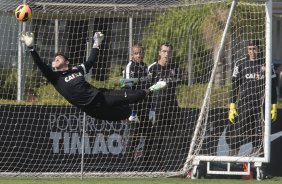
{"left": 0, "top": 0, "right": 272, "bottom": 178}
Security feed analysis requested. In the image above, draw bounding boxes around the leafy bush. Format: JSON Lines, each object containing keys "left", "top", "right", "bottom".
{"left": 142, "top": 3, "right": 226, "bottom": 82}
{"left": 0, "top": 68, "right": 40, "bottom": 100}
{"left": 36, "top": 84, "right": 70, "bottom": 105}
{"left": 177, "top": 83, "right": 231, "bottom": 108}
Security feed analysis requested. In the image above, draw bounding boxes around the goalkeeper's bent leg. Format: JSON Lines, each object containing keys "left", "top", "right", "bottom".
{"left": 81, "top": 89, "right": 147, "bottom": 121}
{"left": 99, "top": 89, "right": 147, "bottom": 106}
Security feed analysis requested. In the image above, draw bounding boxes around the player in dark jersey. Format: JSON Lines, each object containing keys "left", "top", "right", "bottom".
{"left": 148, "top": 42, "right": 180, "bottom": 124}
{"left": 120, "top": 44, "right": 151, "bottom": 165}
{"left": 227, "top": 39, "right": 277, "bottom": 156}
{"left": 122, "top": 43, "right": 149, "bottom": 122}
{"left": 145, "top": 42, "right": 180, "bottom": 170}
{"left": 19, "top": 32, "right": 166, "bottom": 121}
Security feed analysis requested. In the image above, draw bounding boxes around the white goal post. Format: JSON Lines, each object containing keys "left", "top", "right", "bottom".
{"left": 186, "top": 0, "right": 273, "bottom": 180}
{"left": 0, "top": 0, "right": 273, "bottom": 179}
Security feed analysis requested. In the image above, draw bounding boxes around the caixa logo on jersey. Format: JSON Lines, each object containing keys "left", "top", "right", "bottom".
{"left": 245, "top": 73, "right": 265, "bottom": 80}
{"left": 48, "top": 114, "right": 131, "bottom": 155}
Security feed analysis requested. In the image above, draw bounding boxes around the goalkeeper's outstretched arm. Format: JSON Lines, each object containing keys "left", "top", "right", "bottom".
{"left": 19, "top": 32, "right": 58, "bottom": 84}
{"left": 29, "top": 50, "right": 58, "bottom": 84}
{"left": 81, "top": 32, "right": 104, "bottom": 73}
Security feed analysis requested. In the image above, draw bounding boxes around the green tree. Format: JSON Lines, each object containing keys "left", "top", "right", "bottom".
{"left": 142, "top": 2, "right": 229, "bottom": 84}
{"left": 142, "top": 1, "right": 265, "bottom": 84}
{"left": 0, "top": 68, "right": 39, "bottom": 100}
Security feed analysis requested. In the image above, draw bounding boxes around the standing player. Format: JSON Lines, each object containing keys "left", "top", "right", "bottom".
{"left": 146, "top": 42, "right": 180, "bottom": 170}
{"left": 19, "top": 32, "right": 166, "bottom": 121}
{"left": 227, "top": 39, "right": 277, "bottom": 156}
{"left": 148, "top": 42, "right": 180, "bottom": 124}
{"left": 122, "top": 43, "right": 149, "bottom": 122}
{"left": 121, "top": 43, "right": 150, "bottom": 165}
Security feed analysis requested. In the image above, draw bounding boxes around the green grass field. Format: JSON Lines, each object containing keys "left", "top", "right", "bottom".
{"left": 1, "top": 177, "right": 282, "bottom": 184}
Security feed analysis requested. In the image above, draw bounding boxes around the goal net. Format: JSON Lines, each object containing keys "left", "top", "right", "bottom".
{"left": 0, "top": 0, "right": 271, "bottom": 177}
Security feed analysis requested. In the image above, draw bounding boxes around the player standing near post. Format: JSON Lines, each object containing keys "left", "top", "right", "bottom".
{"left": 19, "top": 32, "right": 167, "bottom": 121}
{"left": 227, "top": 39, "right": 277, "bottom": 156}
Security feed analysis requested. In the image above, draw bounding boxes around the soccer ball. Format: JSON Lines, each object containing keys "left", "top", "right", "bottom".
{"left": 15, "top": 4, "right": 32, "bottom": 22}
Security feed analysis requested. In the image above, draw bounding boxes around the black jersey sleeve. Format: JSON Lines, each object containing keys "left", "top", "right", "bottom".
{"left": 272, "top": 77, "right": 277, "bottom": 104}
{"left": 139, "top": 64, "right": 149, "bottom": 82}
{"left": 231, "top": 78, "right": 239, "bottom": 103}
{"left": 147, "top": 63, "right": 157, "bottom": 83}
{"left": 124, "top": 61, "right": 132, "bottom": 79}
{"left": 271, "top": 65, "right": 278, "bottom": 104}
{"left": 230, "top": 61, "right": 240, "bottom": 103}
{"left": 172, "top": 65, "right": 181, "bottom": 84}
{"left": 137, "top": 64, "right": 149, "bottom": 89}
{"left": 29, "top": 49, "right": 58, "bottom": 84}
{"left": 81, "top": 48, "right": 99, "bottom": 73}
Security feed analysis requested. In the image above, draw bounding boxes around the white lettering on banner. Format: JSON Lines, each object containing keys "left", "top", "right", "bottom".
{"left": 64, "top": 132, "right": 70, "bottom": 153}
{"left": 69, "top": 132, "right": 91, "bottom": 154}
{"left": 48, "top": 114, "right": 130, "bottom": 155}
{"left": 70, "top": 133, "right": 81, "bottom": 154}
{"left": 50, "top": 132, "right": 61, "bottom": 153}
{"left": 49, "top": 132, "right": 124, "bottom": 155}
{"left": 48, "top": 114, "right": 128, "bottom": 132}
{"left": 93, "top": 133, "right": 109, "bottom": 154}
{"left": 107, "top": 134, "right": 123, "bottom": 155}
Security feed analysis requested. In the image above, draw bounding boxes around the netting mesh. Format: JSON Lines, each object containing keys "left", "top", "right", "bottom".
{"left": 195, "top": 1, "right": 268, "bottom": 159}
{"left": 0, "top": 0, "right": 270, "bottom": 177}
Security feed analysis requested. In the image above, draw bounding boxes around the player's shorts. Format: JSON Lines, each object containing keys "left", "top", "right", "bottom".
{"left": 83, "top": 103, "right": 131, "bottom": 121}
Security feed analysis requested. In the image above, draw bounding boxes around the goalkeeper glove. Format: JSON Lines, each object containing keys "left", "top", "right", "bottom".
{"left": 271, "top": 104, "right": 277, "bottom": 122}
{"left": 19, "top": 32, "right": 34, "bottom": 48}
{"left": 93, "top": 32, "right": 104, "bottom": 48}
{"left": 228, "top": 103, "right": 238, "bottom": 124}
{"left": 119, "top": 78, "right": 139, "bottom": 88}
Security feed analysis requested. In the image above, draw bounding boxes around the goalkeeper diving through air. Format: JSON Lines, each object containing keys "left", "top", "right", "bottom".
{"left": 19, "top": 32, "right": 167, "bottom": 121}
